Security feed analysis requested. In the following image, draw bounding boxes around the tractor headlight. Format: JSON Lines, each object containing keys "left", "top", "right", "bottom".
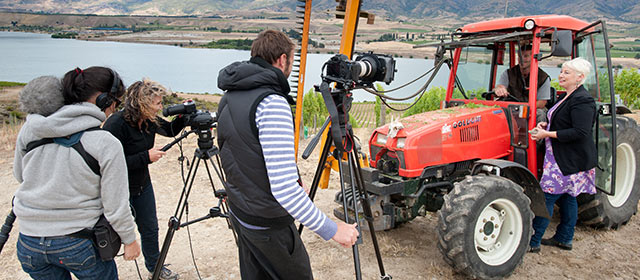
{"left": 524, "top": 19, "right": 535, "bottom": 30}
{"left": 376, "top": 133, "right": 387, "bottom": 145}
{"left": 396, "top": 137, "right": 406, "bottom": 149}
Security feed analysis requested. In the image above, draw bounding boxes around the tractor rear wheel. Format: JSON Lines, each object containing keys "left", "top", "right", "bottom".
{"left": 578, "top": 116, "right": 640, "bottom": 229}
{"left": 437, "top": 174, "right": 533, "bottom": 279}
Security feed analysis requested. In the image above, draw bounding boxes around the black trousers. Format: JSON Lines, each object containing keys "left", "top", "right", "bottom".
{"left": 230, "top": 215, "right": 313, "bottom": 280}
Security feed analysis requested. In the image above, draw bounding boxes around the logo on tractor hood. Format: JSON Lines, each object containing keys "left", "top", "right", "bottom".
{"left": 452, "top": 116, "right": 481, "bottom": 129}
{"left": 441, "top": 123, "right": 452, "bottom": 134}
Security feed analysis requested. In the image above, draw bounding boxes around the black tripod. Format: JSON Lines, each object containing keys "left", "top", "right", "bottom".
{"left": 151, "top": 129, "right": 234, "bottom": 280}
{"left": 299, "top": 81, "right": 391, "bottom": 280}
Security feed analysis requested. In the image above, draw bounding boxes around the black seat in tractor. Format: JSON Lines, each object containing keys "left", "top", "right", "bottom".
{"left": 546, "top": 87, "right": 557, "bottom": 110}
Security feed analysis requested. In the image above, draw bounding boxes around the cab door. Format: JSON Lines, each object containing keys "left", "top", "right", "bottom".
{"left": 575, "top": 21, "right": 617, "bottom": 195}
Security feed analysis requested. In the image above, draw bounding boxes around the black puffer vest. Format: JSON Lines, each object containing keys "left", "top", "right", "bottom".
{"left": 507, "top": 66, "right": 549, "bottom": 102}
{"left": 216, "top": 57, "right": 296, "bottom": 227}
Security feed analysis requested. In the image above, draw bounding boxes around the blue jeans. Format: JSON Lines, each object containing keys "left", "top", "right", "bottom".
{"left": 530, "top": 193, "right": 578, "bottom": 247}
{"left": 16, "top": 233, "right": 117, "bottom": 280}
{"left": 130, "top": 183, "right": 160, "bottom": 272}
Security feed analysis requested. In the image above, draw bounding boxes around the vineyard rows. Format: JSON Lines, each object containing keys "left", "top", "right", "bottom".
{"left": 349, "top": 102, "right": 409, "bottom": 128}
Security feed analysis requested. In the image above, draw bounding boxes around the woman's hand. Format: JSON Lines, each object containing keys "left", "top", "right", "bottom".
{"left": 123, "top": 240, "right": 141, "bottom": 260}
{"left": 530, "top": 122, "right": 549, "bottom": 141}
{"left": 148, "top": 147, "right": 166, "bottom": 162}
{"left": 536, "top": 122, "right": 547, "bottom": 130}
{"left": 530, "top": 128, "right": 549, "bottom": 141}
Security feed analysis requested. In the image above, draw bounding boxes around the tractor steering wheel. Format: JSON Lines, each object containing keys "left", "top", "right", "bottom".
{"left": 481, "top": 91, "right": 496, "bottom": 100}
{"left": 497, "top": 93, "right": 522, "bottom": 102}
{"left": 482, "top": 91, "right": 522, "bottom": 102}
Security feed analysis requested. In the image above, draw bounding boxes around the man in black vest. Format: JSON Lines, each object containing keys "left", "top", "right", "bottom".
{"left": 495, "top": 45, "right": 551, "bottom": 122}
{"left": 216, "top": 30, "right": 359, "bottom": 280}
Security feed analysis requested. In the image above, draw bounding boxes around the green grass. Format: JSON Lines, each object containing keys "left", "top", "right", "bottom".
{"left": 0, "top": 81, "right": 26, "bottom": 87}
{"left": 611, "top": 41, "right": 640, "bottom": 45}
{"left": 609, "top": 49, "right": 640, "bottom": 58}
{"left": 407, "top": 40, "right": 436, "bottom": 45}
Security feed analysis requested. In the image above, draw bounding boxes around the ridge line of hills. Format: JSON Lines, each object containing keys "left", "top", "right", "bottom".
{"left": 0, "top": 0, "right": 639, "bottom": 24}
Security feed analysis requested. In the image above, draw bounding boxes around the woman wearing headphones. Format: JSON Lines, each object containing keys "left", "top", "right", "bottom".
{"left": 103, "top": 78, "right": 185, "bottom": 280}
{"left": 13, "top": 67, "right": 140, "bottom": 279}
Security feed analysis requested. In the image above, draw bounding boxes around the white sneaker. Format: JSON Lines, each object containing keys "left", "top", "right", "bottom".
{"left": 148, "top": 265, "right": 179, "bottom": 280}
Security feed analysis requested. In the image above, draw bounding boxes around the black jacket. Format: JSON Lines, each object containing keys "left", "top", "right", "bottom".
{"left": 216, "top": 57, "right": 296, "bottom": 227}
{"left": 549, "top": 85, "right": 597, "bottom": 175}
{"left": 103, "top": 111, "right": 185, "bottom": 194}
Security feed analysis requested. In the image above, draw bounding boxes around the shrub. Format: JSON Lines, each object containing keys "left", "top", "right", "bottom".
{"left": 403, "top": 87, "right": 447, "bottom": 117}
{"left": 302, "top": 89, "right": 328, "bottom": 128}
{"left": 614, "top": 68, "right": 640, "bottom": 109}
{"left": 374, "top": 84, "right": 383, "bottom": 126}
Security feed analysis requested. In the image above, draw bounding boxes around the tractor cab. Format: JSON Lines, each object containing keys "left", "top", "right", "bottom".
{"left": 435, "top": 16, "right": 618, "bottom": 195}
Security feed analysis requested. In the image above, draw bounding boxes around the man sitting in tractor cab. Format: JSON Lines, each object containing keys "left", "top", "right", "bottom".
{"left": 495, "top": 44, "right": 551, "bottom": 122}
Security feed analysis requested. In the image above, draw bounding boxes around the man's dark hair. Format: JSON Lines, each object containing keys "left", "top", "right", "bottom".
{"left": 520, "top": 44, "right": 533, "bottom": 51}
{"left": 61, "top": 66, "right": 125, "bottom": 105}
{"left": 251, "top": 30, "right": 295, "bottom": 64}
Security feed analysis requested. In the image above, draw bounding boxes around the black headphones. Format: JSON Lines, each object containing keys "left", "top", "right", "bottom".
{"left": 96, "top": 69, "right": 120, "bottom": 111}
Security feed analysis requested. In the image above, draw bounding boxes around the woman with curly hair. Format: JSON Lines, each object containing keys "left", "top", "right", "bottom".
{"left": 103, "top": 79, "right": 185, "bottom": 279}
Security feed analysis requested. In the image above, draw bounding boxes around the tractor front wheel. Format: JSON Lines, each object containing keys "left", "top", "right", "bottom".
{"left": 437, "top": 174, "right": 533, "bottom": 279}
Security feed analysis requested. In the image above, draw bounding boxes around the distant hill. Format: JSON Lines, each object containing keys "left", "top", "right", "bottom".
{"left": 1, "top": 0, "right": 639, "bottom": 23}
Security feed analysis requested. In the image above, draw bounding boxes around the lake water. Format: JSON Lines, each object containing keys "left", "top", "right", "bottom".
{"left": 0, "top": 31, "right": 559, "bottom": 102}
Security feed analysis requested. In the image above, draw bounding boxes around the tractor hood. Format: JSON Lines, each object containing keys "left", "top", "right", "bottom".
{"left": 373, "top": 106, "right": 492, "bottom": 139}
{"left": 369, "top": 105, "right": 511, "bottom": 178}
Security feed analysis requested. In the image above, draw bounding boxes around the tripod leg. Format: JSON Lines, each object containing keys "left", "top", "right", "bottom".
{"left": 339, "top": 151, "right": 363, "bottom": 280}
{"left": 204, "top": 157, "right": 238, "bottom": 243}
{"left": 298, "top": 132, "right": 333, "bottom": 235}
{"left": 350, "top": 151, "right": 390, "bottom": 279}
{"left": 152, "top": 155, "right": 202, "bottom": 280}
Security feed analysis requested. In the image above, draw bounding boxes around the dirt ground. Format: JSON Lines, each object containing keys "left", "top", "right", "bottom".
{"left": 1, "top": 110, "right": 640, "bottom": 279}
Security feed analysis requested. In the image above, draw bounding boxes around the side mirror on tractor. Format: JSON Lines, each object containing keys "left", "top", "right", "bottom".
{"left": 536, "top": 29, "right": 573, "bottom": 60}
{"left": 551, "top": 30, "right": 573, "bottom": 56}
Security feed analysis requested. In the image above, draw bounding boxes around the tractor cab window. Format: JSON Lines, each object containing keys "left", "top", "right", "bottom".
{"left": 576, "top": 25, "right": 613, "bottom": 103}
{"left": 456, "top": 44, "right": 512, "bottom": 98}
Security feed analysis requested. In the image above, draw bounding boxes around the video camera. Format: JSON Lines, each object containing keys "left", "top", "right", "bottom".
{"left": 163, "top": 100, "right": 216, "bottom": 130}
{"left": 323, "top": 52, "right": 396, "bottom": 88}
{"left": 163, "top": 100, "right": 217, "bottom": 150}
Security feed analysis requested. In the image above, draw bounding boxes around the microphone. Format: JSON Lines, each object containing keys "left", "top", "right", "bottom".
{"left": 19, "top": 76, "right": 65, "bottom": 117}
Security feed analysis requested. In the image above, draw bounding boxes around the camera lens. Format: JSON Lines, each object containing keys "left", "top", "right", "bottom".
{"left": 355, "top": 53, "right": 386, "bottom": 84}
{"left": 355, "top": 60, "right": 373, "bottom": 79}
{"left": 163, "top": 104, "right": 185, "bottom": 117}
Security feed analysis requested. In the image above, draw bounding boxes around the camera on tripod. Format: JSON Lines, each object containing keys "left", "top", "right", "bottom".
{"left": 324, "top": 52, "right": 396, "bottom": 88}
{"left": 162, "top": 100, "right": 217, "bottom": 150}
{"left": 163, "top": 100, "right": 216, "bottom": 130}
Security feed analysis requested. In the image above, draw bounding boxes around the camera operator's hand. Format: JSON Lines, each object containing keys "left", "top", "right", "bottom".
{"left": 332, "top": 222, "right": 359, "bottom": 248}
{"left": 148, "top": 147, "right": 166, "bottom": 163}
{"left": 123, "top": 240, "right": 141, "bottom": 260}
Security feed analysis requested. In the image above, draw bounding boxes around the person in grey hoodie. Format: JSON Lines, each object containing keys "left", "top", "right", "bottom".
{"left": 13, "top": 67, "right": 140, "bottom": 280}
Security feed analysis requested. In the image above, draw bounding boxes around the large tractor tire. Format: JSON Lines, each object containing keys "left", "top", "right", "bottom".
{"left": 578, "top": 116, "right": 640, "bottom": 229}
{"left": 437, "top": 175, "right": 533, "bottom": 279}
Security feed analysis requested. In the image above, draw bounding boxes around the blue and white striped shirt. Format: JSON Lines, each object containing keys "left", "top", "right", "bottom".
{"left": 254, "top": 94, "right": 337, "bottom": 241}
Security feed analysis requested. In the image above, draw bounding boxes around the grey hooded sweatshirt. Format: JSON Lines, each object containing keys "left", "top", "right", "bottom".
{"left": 13, "top": 102, "right": 136, "bottom": 244}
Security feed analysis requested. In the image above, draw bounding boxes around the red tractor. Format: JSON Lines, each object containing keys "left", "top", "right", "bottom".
{"left": 335, "top": 15, "right": 640, "bottom": 279}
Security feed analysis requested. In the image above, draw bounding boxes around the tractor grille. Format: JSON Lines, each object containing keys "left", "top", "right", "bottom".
{"left": 460, "top": 125, "right": 479, "bottom": 142}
